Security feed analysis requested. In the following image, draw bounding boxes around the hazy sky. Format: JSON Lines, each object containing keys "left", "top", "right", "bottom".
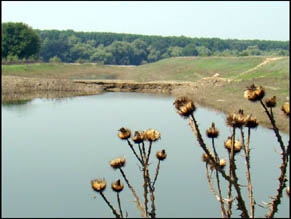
{"left": 1, "top": 1, "right": 290, "bottom": 41}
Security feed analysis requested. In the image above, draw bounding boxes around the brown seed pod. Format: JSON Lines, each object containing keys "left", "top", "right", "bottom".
{"left": 156, "top": 149, "right": 167, "bottom": 161}
{"left": 212, "top": 159, "right": 227, "bottom": 171}
{"left": 132, "top": 131, "right": 146, "bottom": 143}
{"left": 265, "top": 96, "right": 277, "bottom": 108}
{"left": 226, "top": 109, "right": 246, "bottom": 128}
{"left": 202, "top": 153, "right": 225, "bottom": 170}
{"left": 118, "top": 127, "right": 131, "bottom": 140}
{"left": 244, "top": 114, "right": 259, "bottom": 128}
{"left": 111, "top": 179, "right": 124, "bottom": 192}
{"left": 110, "top": 157, "right": 126, "bottom": 169}
{"left": 219, "top": 159, "right": 227, "bottom": 169}
{"left": 281, "top": 102, "right": 290, "bottom": 116}
{"left": 173, "top": 96, "right": 196, "bottom": 117}
{"left": 244, "top": 84, "right": 265, "bottom": 102}
{"left": 224, "top": 137, "right": 243, "bottom": 153}
{"left": 202, "top": 153, "right": 210, "bottom": 163}
{"left": 91, "top": 178, "right": 106, "bottom": 192}
{"left": 144, "top": 129, "right": 161, "bottom": 142}
{"left": 206, "top": 122, "right": 219, "bottom": 138}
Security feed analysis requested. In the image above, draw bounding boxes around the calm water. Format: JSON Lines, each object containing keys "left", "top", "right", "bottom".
{"left": 2, "top": 92, "right": 290, "bottom": 218}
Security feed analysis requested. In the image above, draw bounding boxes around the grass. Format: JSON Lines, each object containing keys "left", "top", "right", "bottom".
{"left": 1, "top": 56, "right": 268, "bottom": 81}
{"left": 133, "top": 56, "right": 265, "bottom": 81}
{"left": 2, "top": 56, "right": 285, "bottom": 80}
{"left": 234, "top": 58, "right": 289, "bottom": 80}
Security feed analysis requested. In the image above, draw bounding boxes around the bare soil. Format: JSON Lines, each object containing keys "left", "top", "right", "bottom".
{"left": 1, "top": 75, "right": 103, "bottom": 102}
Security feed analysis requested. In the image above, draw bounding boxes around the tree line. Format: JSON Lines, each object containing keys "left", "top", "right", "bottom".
{"left": 2, "top": 22, "right": 290, "bottom": 65}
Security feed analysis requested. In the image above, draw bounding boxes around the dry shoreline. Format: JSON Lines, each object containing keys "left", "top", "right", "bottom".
{"left": 2, "top": 75, "right": 289, "bottom": 134}
{"left": 2, "top": 75, "right": 226, "bottom": 100}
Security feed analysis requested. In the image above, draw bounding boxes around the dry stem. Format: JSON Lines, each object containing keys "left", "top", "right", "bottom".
{"left": 118, "top": 167, "right": 147, "bottom": 218}
{"left": 99, "top": 192, "right": 121, "bottom": 218}
{"left": 241, "top": 127, "right": 255, "bottom": 218}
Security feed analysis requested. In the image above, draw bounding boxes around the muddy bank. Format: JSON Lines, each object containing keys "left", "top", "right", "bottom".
{"left": 73, "top": 76, "right": 229, "bottom": 96}
{"left": 1, "top": 75, "right": 104, "bottom": 102}
{"left": 73, "top": 79, "right": 194, "bottom": 94}
{"left": 2, "top": 75, "right": 289, "bottom": 133}
{"left": 2, "top": 75, "right": 228, "bottom": 101}
{"left": 2, "top": 74, "right": 234, "bottom": 117}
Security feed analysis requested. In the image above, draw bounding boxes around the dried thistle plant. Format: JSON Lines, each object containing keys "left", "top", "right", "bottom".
{"left": 91, "top": 84, "right": 288, "bottom": 218}
{"left": 173, "top": 84, "right": 289, "bottom": 218}
{"left": 91, "top": 127, "right": 166, "bottom": 218}
{"left": 91, "top": 178, "right": 121, "bottom": 218}
{"left": 244, "top": 84, "right": 265, "bottom": 102}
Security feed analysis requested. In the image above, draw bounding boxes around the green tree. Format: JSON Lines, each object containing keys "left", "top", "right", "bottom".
{"left": 34, "top": 29, "right": 289, "bottom": 64}
{"left": 196, "top": 46, "right": 212, "bottom": 56}
{"left": 246, "top": 45, "right": 261, "bottom": 56}
{"left": 67, "top": 34, "right": 80, "bottom": 46}
{"left": 166, "top": 46, "right": 183, "bottom": 57}
{"left": 90, "top": 45, "right": 113, "bottom": 64}
{"left": 277, "top": 49, "right": 289, "bottom": 56}
{"left": 70, "top": 42, "right": 95, "bottom": 62}
{"left": 182, "top": 43, "right": 198, "bottom": 56}
{"left": 147, "top": 46, "right": 161, "bottom": 62}
{"left": 49, "top": 55, "right": 62, "bottom": 63}
{"left": 130, "top": 39, "right": 148, "bottom": 65}
{"left": 39, "top": 38, "right": 71, "bottom": 62}
{"left": 106, "top": 41, "right": 133, "bottom": 65}
{"left": 2, "top": 22, "right": 40, "bottom": 59}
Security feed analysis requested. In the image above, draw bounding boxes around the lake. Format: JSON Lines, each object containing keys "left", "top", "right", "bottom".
{"left": 2, "top": 92, "right": 289, "bottom": 218}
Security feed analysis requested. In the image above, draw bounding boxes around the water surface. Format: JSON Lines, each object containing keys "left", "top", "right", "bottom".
{"left": 2, "top": 92, "right": 289, "bottom": 217}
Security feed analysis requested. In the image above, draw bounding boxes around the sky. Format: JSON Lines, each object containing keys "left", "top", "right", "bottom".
{"left": 1, "top": 1, "right": 290, "bottom": 41}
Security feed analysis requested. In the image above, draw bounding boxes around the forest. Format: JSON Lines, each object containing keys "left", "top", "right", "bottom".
{"left": 2, "top": 22, "right": 290, "bottom": 65}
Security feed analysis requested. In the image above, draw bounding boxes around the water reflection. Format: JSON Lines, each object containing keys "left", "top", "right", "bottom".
{"left": 2, "top": 92, "right": 289, "bottom": 218}
{"left": 1, "top": 90, "right": 100, "bottom": 105}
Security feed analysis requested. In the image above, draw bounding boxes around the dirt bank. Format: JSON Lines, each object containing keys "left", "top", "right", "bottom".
{"left": 73, "top": 74, "right": 230, "bottom": 95}
{"left": 2, "top": 74, "right": 229, "bottom": 100}
{"left": 2, "top": 75, "right": 289, "bottom": 134}
{"left": 73, "top": 79, "right": 194, "bottom": 94}
{"left": 1, "top": 75, "right": 103, "bottom": 102}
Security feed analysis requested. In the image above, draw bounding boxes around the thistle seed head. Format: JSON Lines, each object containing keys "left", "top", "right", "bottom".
{"left": 265, "top": 96, "right": 277, "bottom": 108}
{"left": 144, "top": 129, "right": 161, "bottom": 142}
{"left": 173, "top": 96, "right": 196, "bottom": 117}
{"left": 244, "top": 84, "right": 265, "bottom": 102}
{"left": 226, "top": 109, "right": 246, "bottom": 128}
{"left": 91, "top": 178, "right": 106, "bottom": 192}
{"left": 132, "top": 131, "right": 146, "bottom": 143}
{"left": 281, "top": 102, "right": 290, "bottom": 116}
{"left": 201, "top": 153, "right": 210, "bottom": 163}
{"left": 110, "top": 157, "right": 126, "bottom": 169}
{"left": 111, "top": 179, "right": 124, "bottom": 192}
{"left": 244, "top": 114, "right": 259, "bottom": 128}
{"left": 202, "top": 153, "right": 225, "bottom": 170}
{"left": 156, "top": 149, "right": 167, "bottom": 161}
{"left": 206, "top": 122, "right": 219, "bottom": 138}
{"left": 118, "top": 127, "right": 131, "bottom": 140}
{"left": 224, "top": 137, "right": 243, "bottom": 153}
{"left": 219, "top": 159, "right": 227, "bottom": 169}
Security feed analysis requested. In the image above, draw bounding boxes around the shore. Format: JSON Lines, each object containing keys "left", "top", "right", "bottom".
{"left": 1, "top": 75, "right": 289, "bottom": 134}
